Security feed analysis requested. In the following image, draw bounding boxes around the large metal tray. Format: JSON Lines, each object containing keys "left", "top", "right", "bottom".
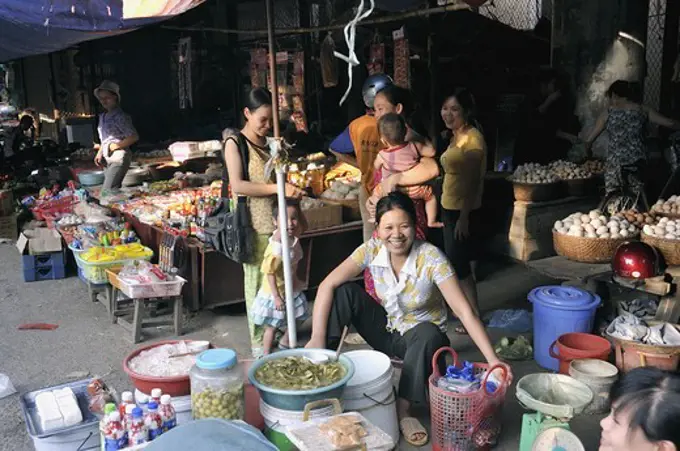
{"left": 20, "top": 378, "right": 102, "bottom": 438}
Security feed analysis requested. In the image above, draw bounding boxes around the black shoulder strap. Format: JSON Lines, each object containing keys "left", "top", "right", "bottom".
{"left": 224, "top": 133, "right": 250, "bottom": 182}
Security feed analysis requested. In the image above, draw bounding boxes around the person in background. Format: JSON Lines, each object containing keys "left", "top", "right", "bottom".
{"left": 329, "top": 74, "right": 393, "bottom": 242}
{"left": 93, "top": 80, "right": 139, "bottom": 191}
{"left": 583, "top": 80, "right": 680, "bottom": 199}
{"left": 514, "top": 68, "right": 580, "bottom": 166}
{"left": 439, "top": 88, "right": 486, "bottom": 335}
{"left": 3, "top": 114, "right": 33, "bottom": 168}
{"left": 368, "top": 113, "right": 441, "bottom": 228}
{"left": 306, "top": 192, "right": 510, "bottom": 447}
{"left": 223, "top": 87, "right": 305, "bottom": 358}
{"left": 600, "top": 367, "right": 680, "bottom": 451}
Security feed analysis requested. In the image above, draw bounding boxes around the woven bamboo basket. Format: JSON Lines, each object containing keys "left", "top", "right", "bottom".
{"left": 553, "top": 230, "right": 631, "bottom": 263}
{"left": 565, "top": 177, "right": 598, "bottom": 198}
{"left": 650, "top": 208, "right": 680, "bottom": 219}
{"left": 641, "top": 233, "right": 680, "bottom": 265}
{"left": 510, "top": 179, "right": 564, "bottom": 202}
{"left": 607, "top": 322, "right": 680, "bottom": 373}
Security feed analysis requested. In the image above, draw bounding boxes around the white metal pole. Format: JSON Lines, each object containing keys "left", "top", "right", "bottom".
{"left": 266, "top": 0, "right": 296, "bottom": 347}
{"left": 276, "top": 169, "right": 297, "bottom": 348}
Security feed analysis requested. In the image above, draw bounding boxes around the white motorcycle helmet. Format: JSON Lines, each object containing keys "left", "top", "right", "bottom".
{"left": 362, "top": 74, "right": 393, "bottom": 109}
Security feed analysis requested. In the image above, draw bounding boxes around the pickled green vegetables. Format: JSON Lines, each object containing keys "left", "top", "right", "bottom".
{"left": 192, "top": 386, "right": 244, "bottom": 420}
{"left": 254, "top": 356, "right": 346, "bottom": 390}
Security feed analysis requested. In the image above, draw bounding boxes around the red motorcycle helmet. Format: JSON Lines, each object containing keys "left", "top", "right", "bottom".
{"left": 612, "top": 241, "right": 661, "bottom": 280}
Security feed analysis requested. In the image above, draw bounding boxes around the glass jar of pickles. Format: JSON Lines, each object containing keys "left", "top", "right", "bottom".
{"left": 190, "top": 349, "right": 244, "bottom": 421}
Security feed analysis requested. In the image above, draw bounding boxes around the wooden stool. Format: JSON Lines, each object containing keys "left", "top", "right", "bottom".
{"left": 110, "top": 286, "right": 183, "bottom": 343}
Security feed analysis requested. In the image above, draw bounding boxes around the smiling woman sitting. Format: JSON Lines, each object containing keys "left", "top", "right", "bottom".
{"left": 306, "top": 191, "right": 507, "bottom": 447}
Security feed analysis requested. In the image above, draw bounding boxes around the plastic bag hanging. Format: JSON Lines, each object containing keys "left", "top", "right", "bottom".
{"left": 321, "top": 33, "right": 339, "bottom": 88}
{"left": 334, "top": 0, "right": 375, "bottom": 105}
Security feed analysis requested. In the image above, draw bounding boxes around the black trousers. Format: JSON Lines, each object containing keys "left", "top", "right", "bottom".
{"left": 326, "top": 283, "right": 450, "bottom": 405}
{"left": 441, "top": 208, "right": 480, "bottom": 280}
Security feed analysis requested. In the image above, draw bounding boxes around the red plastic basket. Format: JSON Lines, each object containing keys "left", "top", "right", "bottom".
{"left": 429, "top": 347, "right": 510, "bottom": 451}
{"left": 32, "top": 196, "right": 77, "bottom": 221}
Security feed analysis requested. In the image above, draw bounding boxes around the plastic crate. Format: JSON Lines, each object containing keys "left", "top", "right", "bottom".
{"left": 74, "top": 252, "right": 153, "bottom": 285}
{"left": 107, "top": 269, "right": 186, "bottom": 299}
{"left": 22, "top": 251, "right": 66, "bottom": 271}
{"left": 23, "top": 264, "right": 66, "bottom": 282}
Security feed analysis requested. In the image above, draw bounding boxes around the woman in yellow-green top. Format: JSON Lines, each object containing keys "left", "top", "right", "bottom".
{"left": 439, "top": 88, "right": 487, "bottom": 334}
{"left": 224, "top": 88, "right": 305, "bottom": 358}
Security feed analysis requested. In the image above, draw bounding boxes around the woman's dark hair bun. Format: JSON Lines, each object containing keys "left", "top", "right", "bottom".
{"left": 375, "top": 191, "right": 417, "bottom": 226}
{"left": 245, "top": 87, "right": 273, "bottom": 112}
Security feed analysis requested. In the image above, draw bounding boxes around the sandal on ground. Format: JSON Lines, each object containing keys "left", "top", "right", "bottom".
{"left": 400, "top": 417, "right": 429, "bottom": 447}
{"left": 454, "top": 325, "right": 469, "bottom": 335}
{"left": 344, "top": 332, "right": 366, "bottom": 345}
{"left": 278, "top": 341, "right": 290, "bottom": 350}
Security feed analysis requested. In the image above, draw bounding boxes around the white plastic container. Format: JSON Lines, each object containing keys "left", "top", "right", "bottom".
{"left": 260, "top": 399, "right": 336, "bottom": 434}
{"left": 342, "top": 350, "right": 399, "bottom": 443}
{"left": 118, "top": 276, "right": 187, "bottom": 299}
{"left": 29, "top": 423, "right": 99, "bottom": 451}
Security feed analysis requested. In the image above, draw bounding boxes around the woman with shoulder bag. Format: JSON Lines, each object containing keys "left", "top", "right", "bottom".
{"left": 223, "top": 88, "right": 305, "bottom": 358}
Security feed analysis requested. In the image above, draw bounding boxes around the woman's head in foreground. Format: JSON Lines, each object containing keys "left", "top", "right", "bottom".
{"left": 375, "top": 192, "right": 417, "bottom": 256}
{"left": 600, "top": 367, "right": 680, "bottom": 451}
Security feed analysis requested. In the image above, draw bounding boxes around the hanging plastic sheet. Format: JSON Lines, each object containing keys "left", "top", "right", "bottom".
{"left": 0, "top": 0, "right": 205, "bottom": 62}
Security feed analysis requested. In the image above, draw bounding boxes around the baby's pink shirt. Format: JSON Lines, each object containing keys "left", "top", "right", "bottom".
{"left": 378, "top": 142, "right": 419, "bottom": 179}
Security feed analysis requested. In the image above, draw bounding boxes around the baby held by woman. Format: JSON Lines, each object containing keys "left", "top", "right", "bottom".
{"left": 368, "top": 113, "right": 442, "bottom": 228}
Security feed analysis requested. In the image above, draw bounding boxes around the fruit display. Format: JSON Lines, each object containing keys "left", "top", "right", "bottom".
{"left": 643, "top": 216, "right": 680, "bottom": 240}
{"left": 80, "top": 243, "right": 153, "bottom": 262}
{"left": 191, "top": 385, "right": 244, "bottom": 420}
{"left": 612, "top": 209, "right": 656, "bottom": 229}
{"left": 548, "top": 160, "right": 593, "bottom": 180}
{"left": 652, "top": 196, "right": 680, "bottom": 216}
{"left": 510, "top": 163, "right": 559, "bottom": 184}
{"left": 554, "top": 210, "right": 639, "bottom": 239}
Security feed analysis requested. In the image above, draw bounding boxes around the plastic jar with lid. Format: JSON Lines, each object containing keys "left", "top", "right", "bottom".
{"left": 190, "top": 349, "right": 244, "bottom": 421}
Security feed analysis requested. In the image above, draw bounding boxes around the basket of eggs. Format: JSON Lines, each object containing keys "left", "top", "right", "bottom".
{"left": 553, "top": 210, "right": 640, "bottom": 263}
{"left": 641, "top": 216, "right": 680, "bottom": 265}
{"left": 509, "top": 163, "right": 564, "bottom": 202}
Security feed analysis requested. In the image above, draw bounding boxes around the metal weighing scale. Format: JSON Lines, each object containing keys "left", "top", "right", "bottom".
{"left": 516, "top": 374, "right": 593, "bottom": 451}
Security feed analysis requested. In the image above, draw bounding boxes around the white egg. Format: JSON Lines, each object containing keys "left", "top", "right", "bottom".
{"left": 629, "top": 225, "right": 638, "bottom": 233}
{"left": 606, "top": 221, "right": 617, "bottom": 228}
{"left": 620, "top": 220, "right": 630, "bottom": 227}
{"left": 643, "top": 225, "right": 654, "bottom": 235}
{"left": 589, "top": 210, "right": 600, "bottom": 219}
{"left": 586, "top": 232, "right": 598, "bottom": 238}
{"left": 596, "top": 226, "right": 609, "bottom": 235}
{"left": 660, "top": 217, "right": 669, "bottom": 224}
{"left": 667, "top": 225, "right": 677, "bottom": 233}
{"left": 599, "top": 232, "right": 610, "bottom": 238}
{"left": 610, "top": 215, "right": 621, "bottom": 222}
{"left": 598, "top": 215, "right": 607, "bottom": 223}
{"left": 611, "top": 233, "right": 621, "bottom": 239}
{"left": 591, "top": 219, "right": 603, "bottom": 228}
{"left": 554, "top": 220, "right": 563, "bottom": 229}
{"left": 580, "top": 214, "right": 590, "bottom": 223}
{"left": 573, "top": 218, "right": 582, "bottom": 227}
{"left": 558, "top": 227, "right": 568, "bottom": 234}
{"left": 620, "top": 229, "right": 629, "bottom": 238}
{"left": 584, "top": 224, "right": 595, "bottom": 233}
{"left": 654, "top": 226, "right": 665, "bottom": 235}
{"left": 666, "top": 233, "right": 676, "bottom": 239}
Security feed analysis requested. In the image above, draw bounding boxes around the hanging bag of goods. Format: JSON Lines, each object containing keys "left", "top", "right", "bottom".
{"left": 368, "top": 40, "right": 385, "bottom": 75}
{"left": 392, "top": 27, "right": 410, "bottom": 88}
{"left": 321, "top": 33, "right": 339, "bottom": 88}
{"left": 204, "top": 134, "right": 255, "bottom": 264}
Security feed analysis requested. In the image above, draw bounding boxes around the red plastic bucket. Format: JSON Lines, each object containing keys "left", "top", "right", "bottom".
{"left": 549, "top": 333, "right": 612, "bottom": 374}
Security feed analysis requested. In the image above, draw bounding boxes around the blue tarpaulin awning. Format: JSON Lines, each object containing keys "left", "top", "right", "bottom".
{"left": 0, "top": 0, "right": 205, "bottom": 62}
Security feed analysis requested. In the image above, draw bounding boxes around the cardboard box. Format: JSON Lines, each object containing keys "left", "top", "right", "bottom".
{"left": 0, "top": 189, "right": 13, "bottom": 216}
{"left": 0, "top": 214, "right": 18, "bottom": 240}
{"left": 16, "top": 228, "right": 63, "bottom": 256}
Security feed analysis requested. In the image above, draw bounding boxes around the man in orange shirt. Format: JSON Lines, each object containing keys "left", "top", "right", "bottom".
{"left": 330, "top": 74, "right": 392, "bottom": 241}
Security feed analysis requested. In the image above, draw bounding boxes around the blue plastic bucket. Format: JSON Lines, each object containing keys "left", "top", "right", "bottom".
{"left": 529, "top": 286, "right": 601, "bottom": 371}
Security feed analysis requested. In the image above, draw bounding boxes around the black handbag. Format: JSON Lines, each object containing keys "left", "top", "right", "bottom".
{"left": 204, "top": 133, "right": 255, "bottom": 264}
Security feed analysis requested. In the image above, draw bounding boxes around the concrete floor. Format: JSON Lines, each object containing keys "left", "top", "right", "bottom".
{"left": 0, "top": 245, "right": 604, "bottom": 451}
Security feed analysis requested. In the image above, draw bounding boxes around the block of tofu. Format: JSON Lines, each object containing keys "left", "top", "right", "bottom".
{"left": 35, "top": 392, "right": 65, "bottom": 431}
{"left": 57, "top": 398, "right": 83, "bottom": 428}
{"left": 53, "top": 388, "right": 77, "bottom": 403}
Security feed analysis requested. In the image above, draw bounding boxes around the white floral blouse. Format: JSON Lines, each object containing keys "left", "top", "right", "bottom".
{"left": 350, "top": 239, "right": 454, "bottom": 334}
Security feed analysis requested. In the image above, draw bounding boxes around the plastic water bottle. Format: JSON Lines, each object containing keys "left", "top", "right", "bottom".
{"left": 103, "top": 411, "right": 127, "bottom": 451}
{"left": 119, "top": 391, "right": 134, "bottom": 419}
{"left": 123, "top": 403, "right": 136, "bottom": 431}
{"left": 144, "top": 402, "right": 163, "bottom": 440}
{"left": 128, "top": 407, "right": 148, "bottom": 446}
{"left": 150, "top": 388, "right": 163, "bottom": 406}
{"left": 137, "top": 393, "right": 149, "bottom": 414}
{"left": 159, "top": 394, "right": 177, "bottom": 432}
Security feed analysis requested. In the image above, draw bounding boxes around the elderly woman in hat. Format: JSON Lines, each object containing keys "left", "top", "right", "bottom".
{"left": 93, "top": 80, "right": 139, "bottom": 190}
